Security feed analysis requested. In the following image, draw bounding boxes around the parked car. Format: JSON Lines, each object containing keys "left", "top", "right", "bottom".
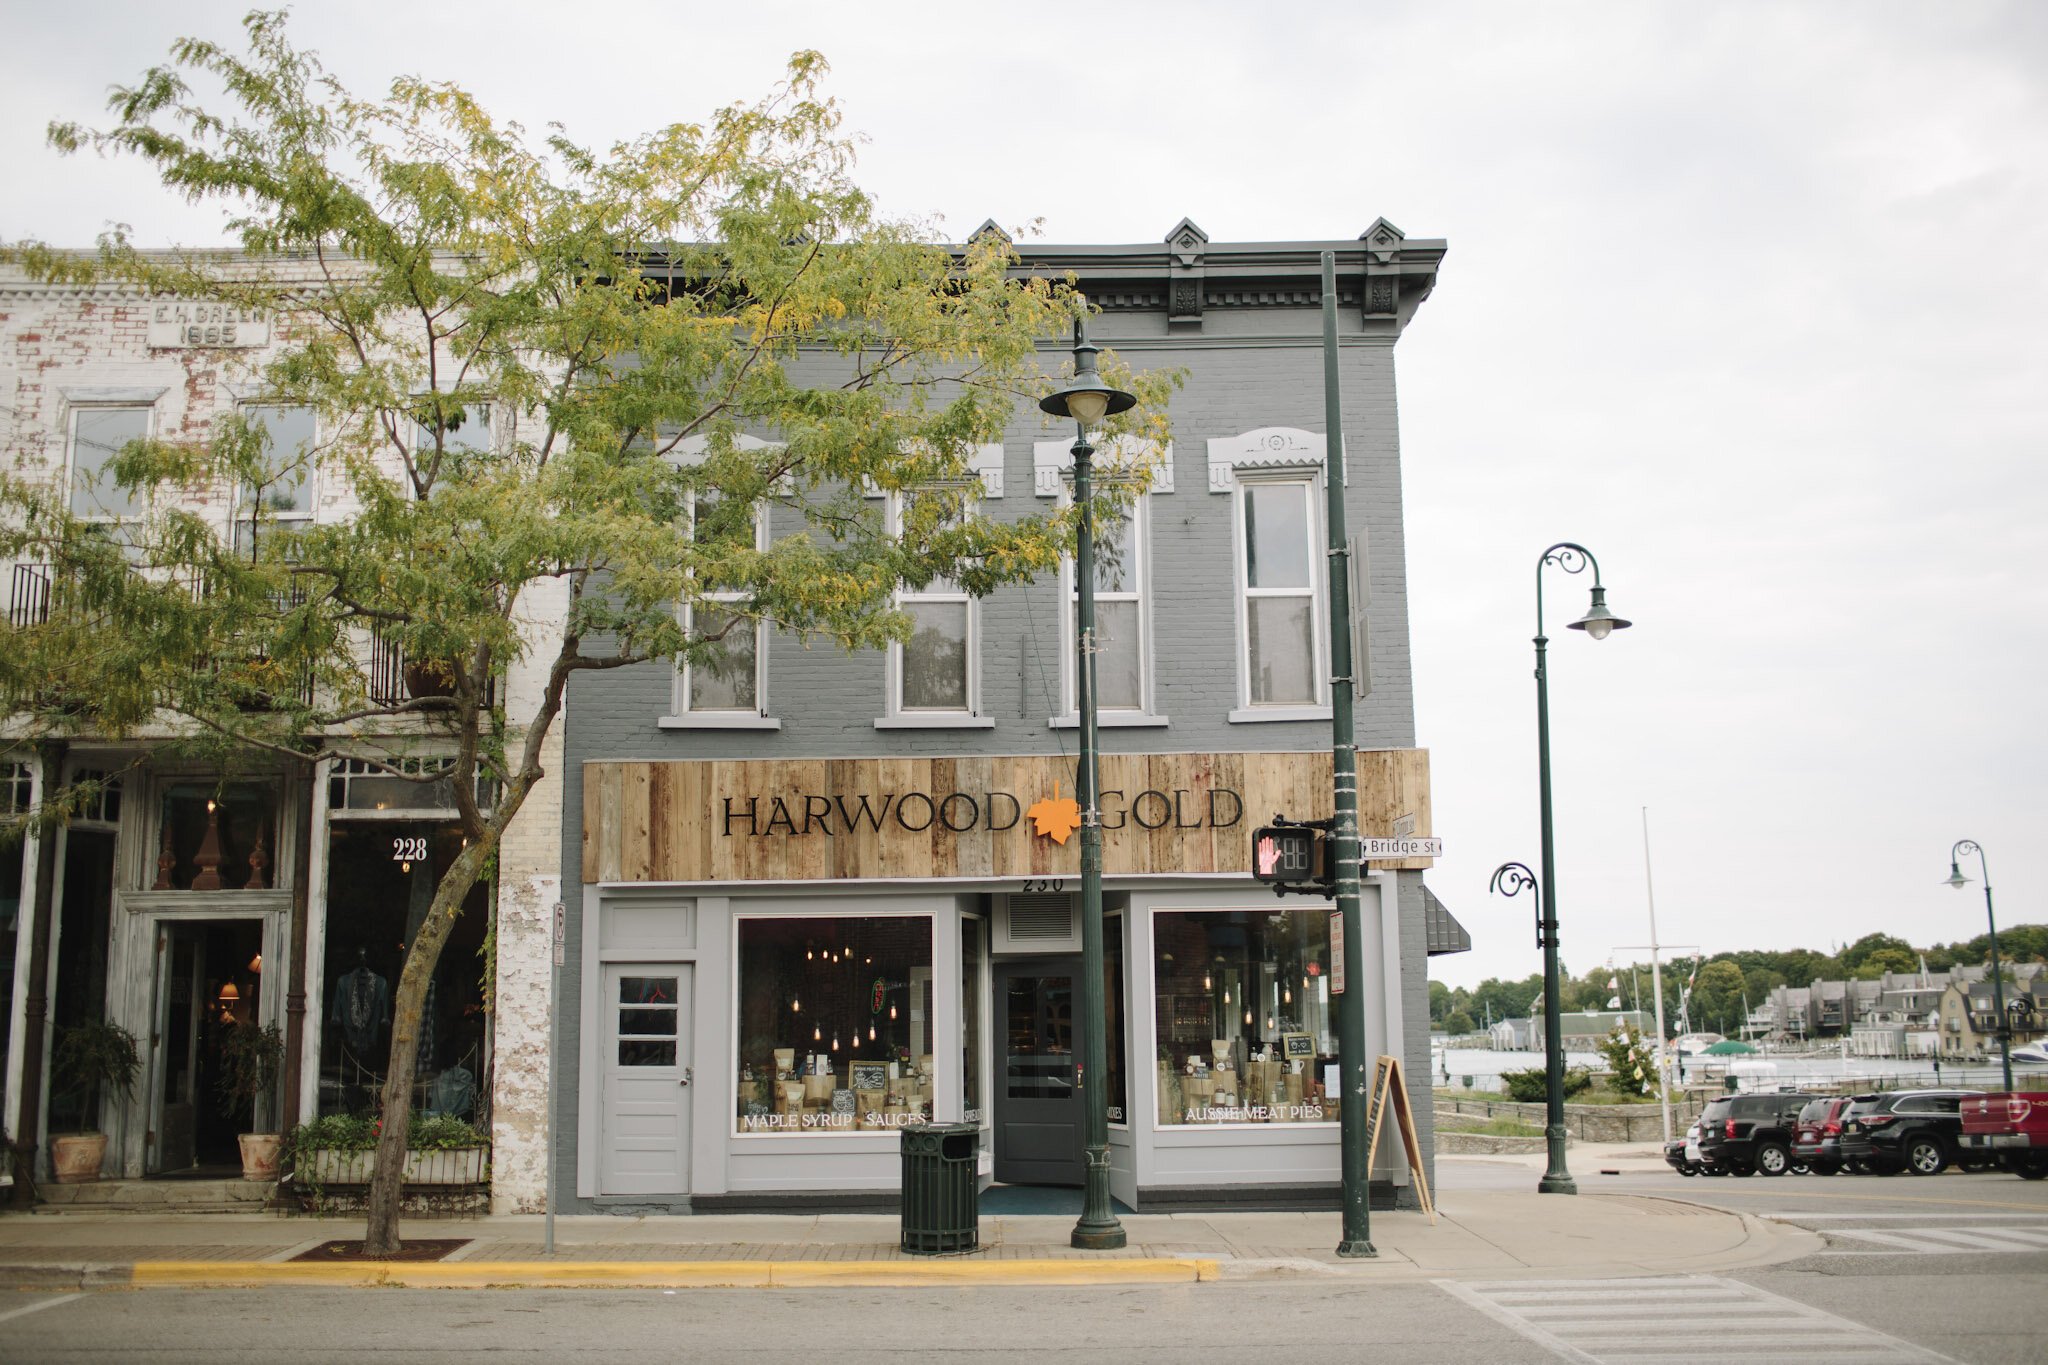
{"left": 1792, "top": 1095, "right": 1858, "bottom": 1175}
{"left": 1958, "top": 1092, "right": 2048, "bottom": 1179}
{"left": 1696, "top": 1091, "right": 1817, "bottom": 1176}
{"left": 1666, "top": 1121, "right": 1706, "bottom": 1176}
{"left": 1837, "top": 1089, "right": 1983, "bottom": 1175}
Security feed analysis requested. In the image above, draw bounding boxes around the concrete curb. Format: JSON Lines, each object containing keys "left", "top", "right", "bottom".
{"left": 123, "top": 1256, "right": 1223, "bottom": 1289}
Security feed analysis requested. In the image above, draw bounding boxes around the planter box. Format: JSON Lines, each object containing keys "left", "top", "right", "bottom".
{"left": 305, "top": 1146, "right": 489, "bottom": 1186}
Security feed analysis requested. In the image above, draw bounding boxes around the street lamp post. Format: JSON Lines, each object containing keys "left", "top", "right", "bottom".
{"left": 1527, "top": 542, "right": 1630, "bottom": 1195}
{"left": 1041, "top": 314, "right": 1135, "bottom": 1251}
{"left": 1946, "top": 840, "right": 2012, "bottom": 1091}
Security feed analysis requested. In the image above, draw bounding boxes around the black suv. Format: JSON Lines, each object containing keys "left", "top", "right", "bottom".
{"left": 1696, "top": 1091, "right": 1816, "bottom": 1176}
{"left": 1838, "top": 1090, "right": 1982, "bottom": 1175}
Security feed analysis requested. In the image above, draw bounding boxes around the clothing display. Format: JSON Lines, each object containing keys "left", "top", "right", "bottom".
{"left": 334, "top": 954, "right": 390, "bottom": 1056}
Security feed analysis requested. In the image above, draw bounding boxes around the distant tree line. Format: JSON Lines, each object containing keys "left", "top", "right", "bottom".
{"left": 1429, "top": 926, "right": 2048, "bottom": 1039}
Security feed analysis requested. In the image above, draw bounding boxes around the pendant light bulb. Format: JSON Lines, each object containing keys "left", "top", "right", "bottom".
{"left": 1284, "top": 985, "right": 1293, "bottom": 1005}
{"left": 1204, "top": 972, "right": 1212, "bottom": 990}
{"left": 1223, "top": 988, "right": 1231, "bottom": 1006}
{"left": 1244, "top": 1007, "right": 1253, "bottom": 1026}
{"left": 869, "top": 1024, "right": 876, "bottom": 1041}
{"left": 792, "top": 997, "right": 801, "bottom": 1012}
{"left": 890, "top": 1004, "right": 898, "bottom": 1020}
{"left": 813, "top": 1025, "right": 821, "bottom": 1042}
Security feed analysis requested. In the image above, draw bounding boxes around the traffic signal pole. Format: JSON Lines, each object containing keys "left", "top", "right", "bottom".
{"left": 1322, "top": 252, "right": 1374, "bottom": 1258}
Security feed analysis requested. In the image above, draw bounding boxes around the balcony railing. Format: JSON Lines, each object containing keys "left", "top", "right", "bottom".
{"left": 367, "top": 621, "right": 497, "bottom": 710}
{"left": 8, "top": 563, "right": 51, "bottom": 628}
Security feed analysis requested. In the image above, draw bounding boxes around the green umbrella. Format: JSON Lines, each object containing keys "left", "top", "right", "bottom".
{"left": 1702, "top": 1039, "right": 1757, "bottom": 1055}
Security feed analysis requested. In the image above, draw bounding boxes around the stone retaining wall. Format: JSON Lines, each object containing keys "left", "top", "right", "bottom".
{"left": 1435, "top": 1131, "right": 1554, "bottom": 1155}
{"left": 1435, "top": 1096, "right": 1705, "bottom": 1143}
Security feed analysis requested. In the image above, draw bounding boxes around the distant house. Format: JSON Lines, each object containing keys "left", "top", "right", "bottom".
{"left": 1489, "top": 1017, "right": 1539, "bottom": 1052}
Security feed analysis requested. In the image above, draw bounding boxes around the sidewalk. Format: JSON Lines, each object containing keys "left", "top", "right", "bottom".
{"left": 0, "top": 1143, "right": 1819, "bottom": 1290}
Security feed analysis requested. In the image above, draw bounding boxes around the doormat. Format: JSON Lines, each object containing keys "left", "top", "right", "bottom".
{"left": 292, "top": 1239, "right": 470, "bottom": 1263}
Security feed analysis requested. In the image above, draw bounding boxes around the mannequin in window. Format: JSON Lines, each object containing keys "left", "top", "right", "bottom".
{"left": 335, "top": 948, "right": 390, "bottom": 1056}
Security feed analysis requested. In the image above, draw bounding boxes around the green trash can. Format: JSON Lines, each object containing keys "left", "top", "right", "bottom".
{"left": 900, "top": 1122, "right": 980, "bottom": 1255}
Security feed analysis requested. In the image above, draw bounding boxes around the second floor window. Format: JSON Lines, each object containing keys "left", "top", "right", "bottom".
{"left": 1236, "top": 477, "right": 1325, "bottom": 709}
{"left": 678, "top": 493, "right": 767, "bottom": 716}
{"left": 1064, "top": 497, "right": 1150, "bottom": 716}
{"left": 69, "top": 406, "right": 153, "bottom": 521}
{"left": 888, "top": 489, "right": 976, "bottom": 717}
{"left": 234, "top": 404, "right": 316, "bottom": 552}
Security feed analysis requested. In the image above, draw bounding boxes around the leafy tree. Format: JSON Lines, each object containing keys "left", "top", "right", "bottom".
{"left": 1443, "top": 1009, "right": 1476, "bottom": 1037}
{"left": 1428, "top": 979, "right": 1451, "bottom": 1023}
{"left": 1690, "top": 960, "right": 1748, "bottom": 1036}
{"left": 1839, "top": 932, "right": 1914, "bottom": 974}
{"left": 1853, "top": 947, "right": 1919, "bottom": 980}
{"left": 6, "top": 13, "right": 1170, "bottom": 1252}
{"left": 1598, "top": 1021, "right": 1656, "bottom": 1096}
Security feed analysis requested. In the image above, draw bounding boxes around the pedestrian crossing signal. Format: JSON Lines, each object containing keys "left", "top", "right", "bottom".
{"left": 1253, "top": 825, "right": 1322, "bottom": 886}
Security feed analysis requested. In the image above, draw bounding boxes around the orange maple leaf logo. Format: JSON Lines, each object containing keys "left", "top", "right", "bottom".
{"left": 1026, "top": 784, "right": 1083, "bottom": 845}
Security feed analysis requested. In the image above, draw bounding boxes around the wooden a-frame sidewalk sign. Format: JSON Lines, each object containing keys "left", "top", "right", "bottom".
{"left": 1363, "top": 1053, "right": 1435, "bottom": 1224}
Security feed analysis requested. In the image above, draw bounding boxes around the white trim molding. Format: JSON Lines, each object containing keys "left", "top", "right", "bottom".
{"left": 1206, "top": 426, "right": 1342, "bottom": 494}
{"left": 1033, "top": 436, "right": 1173, "bottom": 497}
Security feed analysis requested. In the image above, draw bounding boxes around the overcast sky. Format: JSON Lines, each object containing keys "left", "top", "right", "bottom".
{"left": 5, "top": 2, "right": 2043, "bottom": 990}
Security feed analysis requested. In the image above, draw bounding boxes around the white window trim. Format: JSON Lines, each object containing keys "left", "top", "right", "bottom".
{"left": 1228, "top": 470, "right": 1331, "bottom": 723}
{"left": 231, "top": 402, "right": 320, "bottom": 544}
{"left": 1048, "top": 486, "right": 1166, "bottom": 729}
{"left": 729, "top": 905, "right": 938, "bottom": 1141}
{"left": 665, "top": 489, "right": 777, "bottom": 728}
{"left": 64, "top": 399, "right": 160, "bottom": 524}
{"left": 877, "top": 486, "right": 985, "bottom": 727}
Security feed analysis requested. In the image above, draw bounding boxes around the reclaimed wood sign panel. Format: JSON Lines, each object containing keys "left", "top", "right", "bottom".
{"left": 583, "top": 749, "right": 1431, "bottom": 884}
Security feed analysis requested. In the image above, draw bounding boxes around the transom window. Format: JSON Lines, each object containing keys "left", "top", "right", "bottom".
{"left": 1236, "top": 478, "right": 1326, "bottom": 710}
{"left": 69, "top": 406, "right": 153, "bottom": 521}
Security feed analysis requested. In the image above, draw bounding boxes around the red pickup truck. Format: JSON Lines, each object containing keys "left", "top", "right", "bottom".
{"left": 1958, "top": 1093, "right": 2048, "bottom": 1179}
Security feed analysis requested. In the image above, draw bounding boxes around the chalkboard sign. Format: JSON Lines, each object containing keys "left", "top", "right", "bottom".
{"left": 830, "top": 1088, "right": 857, "bottom": 1116}
{"left": 850, "top": 1062, "right": 888, "bottom": 1092}
{"left": 1283, "top": 1032, "right": 1315, "bottom": 1059}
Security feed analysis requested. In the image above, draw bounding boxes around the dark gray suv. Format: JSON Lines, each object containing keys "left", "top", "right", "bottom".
{"left": 1838, "top": 1090, "right": 1983, "bottom": 1175}
{"left": 1696, "top": 1091, "right": 1817, "bottom": 1176}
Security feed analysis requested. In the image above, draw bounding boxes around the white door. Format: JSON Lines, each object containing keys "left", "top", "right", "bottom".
{"left": 599, "top": 965, "right": 693, "bottom": 1196}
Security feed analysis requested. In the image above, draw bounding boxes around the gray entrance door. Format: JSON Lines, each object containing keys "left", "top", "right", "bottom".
{"left": 148, "top": 925, "right": 203, "bottom": 1174}
{"left": 992, "top": 957, "right": 1084, "bottom": 1186}
{"left": 598, "top": 964, "right": 693, "bottom": 1196}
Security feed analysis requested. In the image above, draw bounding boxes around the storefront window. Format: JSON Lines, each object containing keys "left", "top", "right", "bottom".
{"left": 317, "top": 822, "right": 489, "bottom": 1119}
{"left": 735, "top": 915, "right": 933, "bottom": 1134}
{"left": 1106, "top": 913, "right": 1126, "bottom": 1125}
{"left": 963, "top": 916, "right": 986, "bottom": 1127}
{"left": 152, "top": 782, "right": 278, "bottom": 891}
{"left": 1153, "top": 909, "right": 1335, "bottom": 1126}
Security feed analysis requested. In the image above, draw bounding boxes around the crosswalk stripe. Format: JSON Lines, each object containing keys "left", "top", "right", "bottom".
{"left": 1434, "top": 1274, "right": 1957, "bottom": 1365}
{"left": 1829, "top": 1224, "right": 2048, "bottom": 1253}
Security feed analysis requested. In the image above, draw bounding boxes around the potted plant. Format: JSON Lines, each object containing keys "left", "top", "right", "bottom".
{"left": 217, "top": 1021, "right": 286, "bottom": 1181}
{"left": 49, "top": 1019, "right": 142, "bottom": 1183}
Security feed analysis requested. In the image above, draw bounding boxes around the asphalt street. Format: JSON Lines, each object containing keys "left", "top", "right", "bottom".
{"left": 2, "top": 1163, "right": 2041, "bottom": 1363}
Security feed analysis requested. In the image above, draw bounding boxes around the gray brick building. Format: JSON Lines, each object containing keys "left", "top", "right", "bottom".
{"left": 557, "top": 220, "right": 1462, "bottom": 1212}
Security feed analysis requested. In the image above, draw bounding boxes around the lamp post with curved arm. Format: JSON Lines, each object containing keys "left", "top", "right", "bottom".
{"left": 1946, "top": 839, "right": 2011, "bottom": 1091}
{"left": 1491, "top": 861, "right": 1573, "bottom": 1189}
{"left": 1526, "top": 543, "right": 1631, "bottom": 1195}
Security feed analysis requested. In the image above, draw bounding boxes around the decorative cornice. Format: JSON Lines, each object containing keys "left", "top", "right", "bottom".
{"left": 1032, "top": 437, "right": 1173, "bottom": 497}
{"left": 1206, "top": 426, "right": 1340, "bottom": 493}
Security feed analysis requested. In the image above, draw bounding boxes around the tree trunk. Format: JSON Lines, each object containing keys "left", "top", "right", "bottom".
{"left": 361, "top": 835, "right": 495, "bottom": 1255}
